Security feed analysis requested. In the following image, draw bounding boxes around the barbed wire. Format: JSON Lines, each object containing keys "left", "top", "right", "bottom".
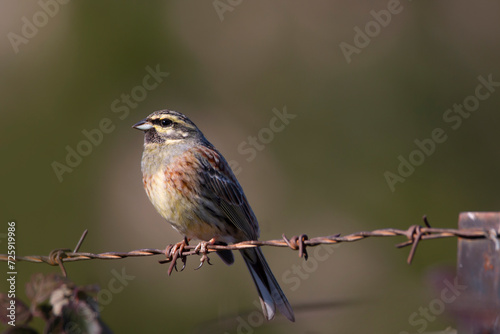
{"left": 2, "top": 216, "right": 499, "bottom": 277}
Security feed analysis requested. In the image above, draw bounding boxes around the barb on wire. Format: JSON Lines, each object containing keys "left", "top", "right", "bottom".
{"left": 1, "top": 218, "right": 499, "bottom": 278}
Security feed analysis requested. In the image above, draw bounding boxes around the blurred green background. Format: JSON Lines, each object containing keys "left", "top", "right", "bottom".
{"left": 1, "top": 1, "right": 500, "bottom": 333}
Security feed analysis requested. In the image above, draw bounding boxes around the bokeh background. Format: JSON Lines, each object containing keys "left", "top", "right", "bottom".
{"left": 1, "top": 1, "right": 500, "bottom": 333}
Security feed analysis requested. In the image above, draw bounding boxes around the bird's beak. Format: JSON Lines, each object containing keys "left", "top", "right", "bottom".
{"left": 132, "top": 119, "right": 153, "bottom": 131}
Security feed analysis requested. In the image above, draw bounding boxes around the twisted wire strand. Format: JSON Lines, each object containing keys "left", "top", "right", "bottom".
{"left": 2, "top": 224, "right": 497, "bottom": 276}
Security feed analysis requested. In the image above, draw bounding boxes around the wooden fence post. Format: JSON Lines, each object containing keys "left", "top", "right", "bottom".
{"left": 457, "top": 212, "right": 500, "bottom": 333}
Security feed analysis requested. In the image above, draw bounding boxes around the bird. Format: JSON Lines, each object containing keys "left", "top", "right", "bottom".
{"left": 132, "top": 109, "right": 295, "bottom": 322}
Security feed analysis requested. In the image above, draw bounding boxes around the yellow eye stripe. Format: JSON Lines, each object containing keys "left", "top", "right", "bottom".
{"left": 148, "top": 115, "right": 196, "bottom": 131}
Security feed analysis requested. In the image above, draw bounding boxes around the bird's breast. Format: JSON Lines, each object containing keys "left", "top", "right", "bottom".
{"left": 142, "top": 150, "right": 224, "bottom": 240}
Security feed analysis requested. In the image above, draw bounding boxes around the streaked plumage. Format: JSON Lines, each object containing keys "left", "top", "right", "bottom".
{"left": 133, "top": 109, "right": 294, "bottom": 321}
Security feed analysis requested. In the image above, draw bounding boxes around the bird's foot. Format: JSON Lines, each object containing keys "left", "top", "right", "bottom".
{"left": 160, "top": 237, "right": 190, "bottom": 276}
{"left": 194, "top": 238, "right": 216, "bottom": 270}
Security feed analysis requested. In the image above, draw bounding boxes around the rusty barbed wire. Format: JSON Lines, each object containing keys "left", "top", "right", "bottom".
{"left": 1, "top": 217, "right": 499, "bottom": 278}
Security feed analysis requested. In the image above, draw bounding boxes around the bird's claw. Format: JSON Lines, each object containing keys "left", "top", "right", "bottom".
{"left": 161, "top": 237, "right": 189, "bottom": 276}
{"left": 195, "top": 254, "right": 212, "bottom": 270}
{"left": 194, "top": 240, "right": 214, "bottom": 270}
{"left": 174, "top": 256, "right": 187, "bottom": 272}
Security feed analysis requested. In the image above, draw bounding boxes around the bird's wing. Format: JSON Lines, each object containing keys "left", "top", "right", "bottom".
{"left": 195, "top": 148, "right": 259, "bottom": 240}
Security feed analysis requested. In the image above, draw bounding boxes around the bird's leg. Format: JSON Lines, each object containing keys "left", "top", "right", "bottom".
{"left": 160, "top": 237, "right": 190, "bottom": 276}
{"left": 194, "top": 238, "right": 216, "bottom": 270}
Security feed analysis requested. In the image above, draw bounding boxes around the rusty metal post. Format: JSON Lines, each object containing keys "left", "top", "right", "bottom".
{"left": 457, "top": 212, "right": 500, "bottom": 333}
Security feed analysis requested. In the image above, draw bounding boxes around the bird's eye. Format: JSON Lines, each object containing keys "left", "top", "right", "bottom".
{"left": 161, "top": 119, "right": 173, "bottom": 127}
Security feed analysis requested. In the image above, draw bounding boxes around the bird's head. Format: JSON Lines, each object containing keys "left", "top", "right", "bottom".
{"left": 132, "top": 109, "right": 202, "bottom": 145}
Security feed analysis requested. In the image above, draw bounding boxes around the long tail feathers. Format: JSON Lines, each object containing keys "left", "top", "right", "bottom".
{"left": 240, "top": 248, "right": 295, "bottom": 322}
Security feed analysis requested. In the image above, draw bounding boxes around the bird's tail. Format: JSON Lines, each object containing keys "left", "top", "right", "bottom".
{"left": 240, "top": 248, "right": 295, "bottom": 322}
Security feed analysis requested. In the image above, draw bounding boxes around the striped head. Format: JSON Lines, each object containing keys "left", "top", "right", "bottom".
{"left": 132, "top": 109, "right": 205, "bottom": 145}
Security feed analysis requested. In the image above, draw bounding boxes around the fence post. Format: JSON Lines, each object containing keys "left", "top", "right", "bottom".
{"left": 457, "top": 212, "right": 500, "bottom": 333}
